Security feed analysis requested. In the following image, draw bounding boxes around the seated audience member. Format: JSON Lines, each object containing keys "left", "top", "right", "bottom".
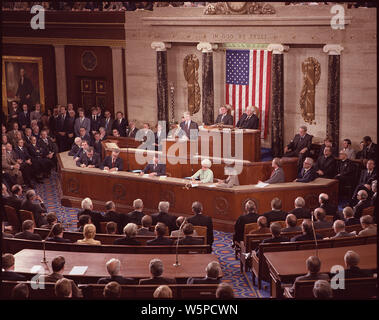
{"left": 362, "top": 136, "right": 377, "bottom": 162}
{"left": 104, "top": 200, "right": 123, "bottom": 234}
{"left": 100, "top": 149, "right": 123, "bottom": 171}
{"left": 40, "top": 212, "right": 58, "bottom": 229}
{"left": 291, "top": 220, "right": 323, "bottom": 242}
{"left": 329, "top": 220, "right": 356, "bottom": 239}
{"left": 295, "top": 157, "right": 317, "bottom": 183}
{"left": 27, "top": 135, "right": 54, "bottom": 178}
{"left": 78, "top": 127, "right": 91, "bottom": 144}
{"left": 98, "top": 258, "right": 137, "bottom": 285}
{"left": 358, "top": 215, "right": 377, "bottom": 236}
{"left": 46, "top": 223, "right": 71, "bottom": 243}
{"left": 344, "top": 250, "right": 373, "bottom": 278}
{"left": 313, "top": 208, "right": 333, "bottom": 230}
{"left": 106, "top": 221, "right": 117, "bottom": 235}
{"left": 153, "top": 285, "right": 173, "bottom": 299}
{"left": 146, "top": 223, "right": 174, "bottom": 246}
{"left": 73, "top": 140, "right": 90, "bottom": 162}
{"left": 249, "top": 216, "right": 270, "bottom": 235}
{"left": 151, "top": 201, "right": 177, "bottom": 233}
{"left": 335, "top": 150, "right": 355, "bottom": 193}
{"left": 114, "top": 223, "right": 141, "bottom": 245}
{"left": 371, "top": 180, "right": 377, "bottom": 206}
{"left": 259, "top": 222, "right": 289, "bottom": 248}
{"left": 282, "top": 214, "right": 302, "bottom": 233}
{"left": 215, "top": 104, "right": 233, "bottom": 125}
{"left": 99, "top": 127, "right": 107, "bottom": 141}
{"left": 11, "top": 283, "right": 30, "bottom": 300}
{"left": 216, "top": 283, "right": 234, "bottom": 299}
{"left": 342, "top": 207, "right": 360, "bottom": 226}
{"left": 313, "top": 280, "right": 333, "bottom": 299}
{"left": 77, "top": 197, "right": 104, "bottom": 233}
{"left": 68, "top": 137, "right": 82, "bottom": 156}
{"left": 341, "top": 138, "right": 356, "bottom": 160}
{"left": 76, "top": 224, "right": 101, "bottom": 245}
{"left": 187, "top": 261, "right": 222, "bottom": 284}
{"left": 191, "top": 159, "right": 214, "bottom": 183}
{"left": 289, "top": 197, "right": 311, "bottom": 219}
{"left": 40, "top": 256, "right": 82, "bottom": 298}
{"left": 260, "top": 157, "right": 285, "bottom": 184}
{"left": 188, "top": 201, "right": 214, "bottom": 247}
{"left": 20, "top": 189, "right": 48, "bottom": 227}
{"left": 127, "top": 198, "right": 144, "bottom": 226}
{"left": 350, "top": 159, "right": 377, "bottom": 206}
{"left": 236, "top": 106, "right": 259, "bottom": 129}
{"left": 289, "top": 256, "right": 329, "bottom": 295}
{"left": 55, "top": 278, "right": 72, "bottom": 299}
{"left": 353, "top": 190, "right": 372, "bottom": 218}
{"left": 112, "top": 128, "right": 120, "bottom": 137}
{"left": 137, "top": 215, "right": 155, "bottom": 236}
{"left": 2, "top": 253, "right": 26, "bottom": 281}
{"left": 92, "top": 131, "right": 103, "bottom": 155}
{"left": 6, "top": 184, "right": 23, "bottom": 212}
{"left": 284, "top": 125, "right": 313, "bottom": 170}
{"left": 176, "top": 223, "right": 203, "bottom": 245}
{"left": 139, "top": 259, "right": 176, "bottom": 285}
{"left": 318, "top": 137, "right": 338, "bottom": 158}
{"left": 318, "top": 193, "right": 338, "bottom": 220}
{"left": 216, "top": 163, "right": 240, "bottom": 188}
{"left": 77, "top": 214, "right": 92, "bottom": 232}
{"left": 2, "top": 143, "right": 24, "bottom": 186}
{"left": 103, "top": 282, "right": 122, "bottom": 299}
{"left": 140, "top": 154, "right": 166, "bottom": 176}
{"left": 76, "top": 146, "right": 100, "bottom": 168}
{"left": 263, "top": 198, "right": 287, "bottom": 224}
{"left": 15, "top": 220, "right": 42, "bottom": 240}
{"left": 233, "top": 199, "right": 259, "bottom": 243}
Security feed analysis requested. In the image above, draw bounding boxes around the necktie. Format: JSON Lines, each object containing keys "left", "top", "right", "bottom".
{"left": 154, "top": 164, "right": 157, "bottom": 171}
{"left": 270, "top": 170, "right": 275, "bottom": 178}
{"left": 112, "top": 158, "right": 115, "bottom": 167}
{"left": 80, "top": 118, "right": 83, "bottom": 124}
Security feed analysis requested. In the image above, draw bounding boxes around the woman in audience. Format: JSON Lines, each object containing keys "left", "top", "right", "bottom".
{"left": 76, "top": 223, "right": 101, "bottom": 245}
{"left": 153, "top": 285, "right": 173, "bottom": 299}
{"left": 191, "top": 159, "right": 213, "bottom": 184}
{"left": 103, "top": 281, "right": 122, "bottom": 299}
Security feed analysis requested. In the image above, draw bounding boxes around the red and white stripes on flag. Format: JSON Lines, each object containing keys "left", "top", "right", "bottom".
{"left": 225, "top": 49, "right": 272, "bottom": 138}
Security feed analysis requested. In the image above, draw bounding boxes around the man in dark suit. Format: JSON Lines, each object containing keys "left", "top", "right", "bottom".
{"left": 350, "top": 159, "right": 377, "bottom": 206}
{"left": 27, "top": 135, "right": 54, "bottom": 178}
{"left": 353, "top": 190, "right": 372, "bottom": 218}
{"left": 295, "top": 157, "right": 317, "bottom": 183}
{"left": 100, "top": 110, "right": 114, "bottom": 136}
{"left": 215, "top": 105, "right": 233, "bottom": 125}
{"left": 140, "top": 155, "right": 166, "bottom": 176}
{"left": 18, "top": 104, "right": 30, "bottom": 130}
{"left": 176, "top": 223, "right": 204, "bottom": 245}
{"left": 344, "top": 250, "right": 374, "bottom": 279}
{"left": 90, "top": 107, "right": 101, "bottom": 136}
{"left": 151, "top": 201, "right": 177, "bottom": 233}
{"left": 77, "top": 197, "right": 105, "bottom": 233}
{"left": 14, "top": 220, "right": 42, "bottom": 240}
{"left": 187, "top": 261, "right": 222, "bottom": 284}
{"left": 68, "top": 137, "right": 82, "bottom": 157}
{"left": 291, "top": 220, "right": 323, "bottom": 242}
{"left": 38, "top": 129, "right": 57, "bottom": 167}
{"left": 13, "top": 138, "right": 38, "bottom": 186}
{"left": 282, "top": 214, "right": 302, "bottom": 233}
{"left": 16, "top": 68, "right": 34, "bottom": 107}
{"left": 179, "top": 112, "right": 199, "bottom": 140}
{"left": 114, "top": 223, "right": 142, "bottom": 245}
{"left": 139, "top": 258, "right": 176, "bottom": 285}
{"left": 137, "top": 215, "right": 155, "bottom": 236}
{"left": 335, "top": 150, "right": 356, "bottom": 195}
{"left": 342, "top": 207, "right": 361, "bottom": 226}
{"left": 188, "top": 201, "right": 214, "bottom": 247}
{"left": 125, "top": 120, "right": 139, "bottom": 138}
{"left": 46, "top": 223, "right": 71, "bottom": 243}
{"left": 1, "top": 253, "right": 27, "bottom": 281}
{"left": 76, "top": 147, "right": 101, "bottom": 168}
{"left": 316, "top": 146, "right": 337, "bottom": 179}
{"left": 146, "top": 223, "right": 174, "bottom": 246}
{"left": 284, "top": 125, "right": 313, "bottom": 170}
{"left": 104, "top": 201, "right": 124, "bottom": 234}
{"left": 362, "top": 136, "right": 377, "bottom": 162}
{"left": 126, "top": 199, "right": 145, "bottom": 226}
{"left": 261, "top": 157, "right": 285, "bottom": 184}
{"left": 78, "top": 127, "right": 91, "bottom": 145}
{"left": 289, "top": 197, "right": 311, "bottom": 219}
{"left": 233, "top": 200, "right": 259, "bottom": 243}
{"left": 55, "top": 106, "right": 71, "bottom": 152}
{"left": 20, "top": 189, "right": 47, "bottom": 227}
{"left": 318, "top": 193, "right": 338, "bottom": 220}
{"left": 112, "top": 112, "right": 127, "bottom": 137}
{"left": 97, "top": 258, "right": 137, "bottom": 284}
{"left": 260, "top": 222, "right": 289, "bottom": 245}
{"left": 236, "top": 106, "right": 259, "bottom": 129}
{"left": 100, "top": 149, "right": 123, "bottom": 171}
{"left": 263, "top": 198, "right": 287, "bottom": 224}
{"left": 313, "top": 208, "right": 333, "bottom": 230}
{"left": 91, "top": 132, "right": 103, "bottom": 156}
{"left": 5, "top": 184, "right": 23, "bottom": 213}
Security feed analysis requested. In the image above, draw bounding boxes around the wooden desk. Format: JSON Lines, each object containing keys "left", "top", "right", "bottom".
{"left": 264, "top": 244, "right": 377, "bottom": 298}
{"left": 13, "top": 249, "right": 221, "bottom": 283}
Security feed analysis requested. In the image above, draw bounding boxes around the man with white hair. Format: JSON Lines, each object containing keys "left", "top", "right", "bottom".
{"left": 282, "top": 214, "right": 302, "bottom": 233}
{"left": 187, "top": 261, "right": 222, "bottom": 284}
{"left": 358, "top": 215, "right": 377, "bottom": 236}
{"left": 68, "top": 137, "right": 82, "bottom": 157}
{"left": 126, "top": 199, "right": 145, "bottom": 226}
{"left": 215, "top": 105, "right": 233, "bottom": 125}
{"left": 77, "top": 197, "right": 105, "bottom": 232}
{"left": 139, "top": 258, "right": 176, "bottom": 285}
{"left": 295, "top": 157, "right": 317, "bottom": 183}
{"left": 260, "top": 157, "right": 285, "bottom": 184}
{"left": 330, "top": 220, "right": 356, "bottom": 239}
{"left": 98, "top": 258, "right": 137, "bottom": 284}
{"left": 313, "top": 208, "right": 333, "bottom": 230}
{"left": 20, "top": 189, "right": 47, "bottom": 227}
{"left": 343, "top": 206, "right": 360, "bottom": 226}
{"left": 236, "top": 106, "right": 259, "bottom": 129}
{"left": 353, "top": 190, "right": 372, "bottom": 218}
{"left": 318, "top": 193, "right": 338, "bottom": 220}
{"left": 284, "top": 125, "right": 313, "bottom": 170}
{"left": 344, "top": 250, "right": 373, "bottom": 278}
{"left": 179, "top": 111, "right": 199, "bottom": 140}
{"left": 114, "top": 223, "right": 141, "bottom": 245}
{"left": 289, "top": 197, "right": 311, "bottom": 219}
{"left": 191, "top": 158, "right": 213, "bottom": 183}
{"left": 313, "top": 280, "right": 333, "bottom": 299}
{"left": 335, "top": 150, "right": 355, "bottom": 191}
{"left": 151, "top": 201, "right": 177, "bottom": 233}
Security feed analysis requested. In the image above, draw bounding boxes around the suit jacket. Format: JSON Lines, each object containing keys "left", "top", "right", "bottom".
{"left": 127, "top": 210, "right": 144, "bottom": 225}
{"left": 296, "top": 166, "right": 317, "bottom": 183}
{"left": 290, "top": 272, "right": 330, "bottom": 295}
{"left": 358, "top": 169, "right": 377, "bottom": 186}
{"left": 316, "top": 155, "right": 337, "bottom": 178}
{"left": 126, "top": 127, "right": 138, "bottom": 138}
{"left": 68, "top": 143, "right": 80, "bottom": 157}
{"left": 344, "top": 266, "right": 373, "bottom": 279}
{"left": 74, "top": 117, "right": 91, "bottom": 137}
{"left": 313, "top": 220, "right": 333, "bottom": 230}
{"left": 112, "top": 118, "right": 127, "bottom": 137}
{"left": 5, "top": 195, "right": 23, "bottom": 212}
{"left": 100, "top": 156, "right": 123, "bottom": 171}
{"left": 287, "top": 133, "right": 313, "bottom": 155}
{"left": 215, "top": 113, "right": 233, "bottom": 125}
{"left": 2, "top": 151, "right": 22, "bottom": 179}
{"left": 97, "top": 275, "right": 137, "bottom": 285}
{"left": 14, "top": 230, "right": 42, "bottom": 240}
{"left": 187, "top": 277, "right": 220, "bottom": 285}
{"left": 261, "top": 235, "right": 289, "bottom": 244}
{"left": 179, "top": 120, "right": 199, "bottom": 140}
{"left": 2, "top": 270, "right": 27, "bottom": 281}
{"left": 176, "top": 235, "right": 204, "bottom": 245}
{"left": 290, "top": 232, "right": 323, "bottom": 242}
{"left": 142, "top": 163, "right": 166, "bottom": 176}
{"left": 79, "top": 134, "right": 91, "bottom": 144}
{"left": 281, "top": 226, "right": 302, "bottom": 233}
{"left": 114, "top": 237, "right": 142, "bottom": 245}
{"left": 320, "top": 202, "right": 338, "bottom": 218}
{"left": 90, "top": 115, "right": 101, "bottom": 132}
{"left": 345, "top": 217, "right": 361, "bottom": 226}
{"left": 188, "top": 213, "right": 214, "bottom": 246}
{"left": 137, "top": 227, "right": 155, "bottom": 236}
{"left": 151, "top": 212, "right": 177, "bottom": 233}
{"left": 236, "top": 113, "right": 259, "bottom": 129}
{"left": 353, "top": 199, "right": 372, "bottom": 218}
{"left": 362, "top": 142, "right": 377, "bottom": 161}
{"left": 100, "top": 117, "right": 114, "bottom": 136}
{"left": 331, "top": 231, "right": 356, "bottom": 239}
{"left": 358, "top": 225, "right": 377, "bottom": 236}
{"left": 263, "top": 210, "right": 287, "bottom": 223}
{"left": 56, "top": 113, "right": 71, "bottom": 133}
{"left": 76, "top": 152, "right": 101, "bottom": 168}
{"left": 139, "top": 276, "right": 176, "bottom": 285}
{"left": 336, "top": 159, "right": 355, "bottom": 182}
{"left": 289, "top": 207, "right": 311, "bottom": 219}
{"left": 20, "top": 199, "right": 47, "bottom": 227}
{"left": 77, "top": 209, "right": 105, "bottom": 232}
{"left": 13, "top": 146, "right": 32, "bottom": 162}
{"left": 264, "top": 167, "right": 285, "bottom": 184}
{"left": 27, "top": 143, "right": 45, "bottom": 160}
{"left": 104, "top": 210, "right": 124, "bottom": 234}
{"left": 18, "top": 111, "right": 30, "bottom": 128}
{"left": 30, "top": 110, "right": 42, "bottom": 123}
{"left": 234, "top": 212, "right": 259, "bottom": 242}
{"left": 37, "top": 137, "right": 56, "bottom": 156}
{"left": 146, "top": 236, "right": 174, "bottom": 246}
{"left": 92, "top": 140, "right": 102, "bottom": 156}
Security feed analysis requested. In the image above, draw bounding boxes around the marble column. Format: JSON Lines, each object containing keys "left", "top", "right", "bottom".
{"left": 197, "top": 42, "right": 218, "bottom": 125}
{"left": 323, "top": 44, "right": 343, "bottom": 151}
{"left": 151, "top": 42, "right": 171, "bottom": 132}
{"left": 53, "top": 45, "right": 67, "bottom": 107}
{"left": 111, "top": 46, "right": 125, "bottom": 115}
{"left": 268, "top": 44, "right": 287, "bottom": 157}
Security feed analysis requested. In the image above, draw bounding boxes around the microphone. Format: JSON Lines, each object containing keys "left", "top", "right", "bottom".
{"left": 173, "top": 218, "right": 187, "bottom": 267}
{"left": 41, "top": 223, "right": 56, "bottom": 264}
{"left": 311, "top": 211, "right": 318, "bottom": 258}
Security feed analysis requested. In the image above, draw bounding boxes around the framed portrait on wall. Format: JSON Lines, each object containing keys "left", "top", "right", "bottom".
{"left": 2, "top": 56, "right": 45, "bottom": 114}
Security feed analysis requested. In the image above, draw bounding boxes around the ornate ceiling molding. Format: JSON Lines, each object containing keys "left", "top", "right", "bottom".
{"left": 204, "top": 2, "right": 276, "bottom": 15}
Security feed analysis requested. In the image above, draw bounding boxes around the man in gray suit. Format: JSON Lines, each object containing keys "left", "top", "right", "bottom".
{"left": 74, "top": 108, "right": 91, "bottom": 137}
{"left": 215, "top": 105, "right": 233, "bottom": 126}
{"left": 329, "top": 220, "right": 356, "bottom": 239}
{"left": 260, "top": 157, "right": 285, "bottom": 184}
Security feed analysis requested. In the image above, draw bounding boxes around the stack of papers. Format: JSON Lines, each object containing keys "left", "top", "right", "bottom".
{"left": 105, "top": 142, "right": 119, "bottom": 149}
{"left": 191, "top": 183, "right": 199, "bottom": 188}
{"left": 256, "top": 182, "right": 269, "bottom": 188}
{"left": 69, "top": 266, "right": 88, "bottom": 275}
{"left": 132, "top": 170, "right": 142, "bottom": 173}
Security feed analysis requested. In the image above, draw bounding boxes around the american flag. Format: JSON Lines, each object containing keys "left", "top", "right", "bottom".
{"left": 225, "top": 49, "right": 272, "bottom": 138}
